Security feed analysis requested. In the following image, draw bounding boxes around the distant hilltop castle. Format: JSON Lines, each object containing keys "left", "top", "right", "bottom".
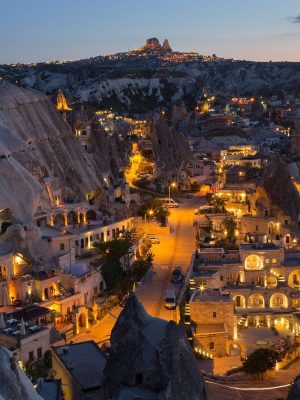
{"left": 137, "top": 37, "right": 172, "bottom": 54}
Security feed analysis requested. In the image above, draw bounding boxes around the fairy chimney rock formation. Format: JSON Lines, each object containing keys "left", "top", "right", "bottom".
{"left": 102, "top": 294, "right": 207, "bottom": 400}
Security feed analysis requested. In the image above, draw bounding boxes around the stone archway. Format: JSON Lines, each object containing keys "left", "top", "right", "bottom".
{"left": 266, "top": 275, "right": 277, "bottom": 288}
{"left": 68, "top": 210, "right": 77, "bottom": 225}
{"left": 54, "top": 213, "right": 64, "bottom": 226}
{"left": 248, "top": 293, "right": 265, "bottom": 308}
{"left": 245, "top": 254, "right": 262, "bottom": 270}
{"left": 233, "top": 295, "right": 246, "bottom": 308}
{"left": 86, "top": 209, "right": 97, "bottom": 222}
{"left": 78, "top": 313, "right": 86, "bottom": 327}
{"left": 270, "top": 293, "right": 288, "bottom": 308}
{"left": 226, "top": 340, "right": 247, "bottom": 360}
{"left": 73, "top": 306, "right": 89, "bottom": 334}
{"left": 288, "top": 270, "right": 300, "bottom": 288}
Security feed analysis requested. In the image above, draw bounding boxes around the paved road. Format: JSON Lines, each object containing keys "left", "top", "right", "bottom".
{"left": 136, "top": 197, "right": 201, "bottom": 320}
{"left": 73, "top": 197, "right": 202, "bottom": 345}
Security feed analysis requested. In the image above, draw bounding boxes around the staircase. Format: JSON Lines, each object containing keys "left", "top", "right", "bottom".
{"left": 238, "top": 315, "right": 247, "bottom": 327}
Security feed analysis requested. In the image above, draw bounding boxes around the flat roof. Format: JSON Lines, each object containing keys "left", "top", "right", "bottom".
{"left": 239, "top": 243, "right": 279, "bottom": 251}
{"left": 36, "top": 379, "right": 61, "bottom": 400}
{"left": 41, "top": 226, "right": 72, "bottom": 239}
{"left": 9, "top": 305, "right": 50, "bottom": 322}
{"left": 53, "top": 341, "right": 106, "bottom": 391}
{"left": 191, "top": 289, "right": 231, "bottom": 303}
{"left": 283, "top": 258, "right": 300, "bottom": 267}
{"left": 196, "top": 323, "right": 226, "bottom": 335}
{"left": 241, "top": 214, "right": 275, "bottom": 222}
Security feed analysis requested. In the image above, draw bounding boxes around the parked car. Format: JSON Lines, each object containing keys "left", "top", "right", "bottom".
{"left": 148, "top": 235, "right": 160, "bottom": 244}
{"left": 194, "top": 205, "right": 214, "bottom": 215}
{"left": 171, "top": 267, "right": 183, "bottom": 283}
{"left": 160, "top": 198, "right": 179, "bottom": 208}
{"left": 164, "top": 289, "right": 177, "bottom": 309}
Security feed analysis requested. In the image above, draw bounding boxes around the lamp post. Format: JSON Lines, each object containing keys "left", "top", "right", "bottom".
{"left": 169, "top": 182, "right": 176, "bottom": 201}
{"left": 144, "top": 209, "right": 154, "bottom": 224}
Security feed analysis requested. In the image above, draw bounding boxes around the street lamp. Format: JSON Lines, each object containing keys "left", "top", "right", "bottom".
{"left": 169, "top": 182, "right": 176, "bottom": 201}
{"left": 144, "top": 209, "right": 154, "bottom": 224}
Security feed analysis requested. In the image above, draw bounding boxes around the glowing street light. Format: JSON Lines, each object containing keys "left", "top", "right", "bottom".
{"left": 169, "top": 181, "right": 177, "bottom": 200}
{"left": 144, "top": 209, "right": 154, "bottom": 224}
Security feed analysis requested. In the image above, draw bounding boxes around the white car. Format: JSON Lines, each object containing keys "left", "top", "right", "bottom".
{"left": 194, "top": 205, "right": 214, "bottom": 215}
{"left": 148, "top": 235, "right": 160, "bottom": 244}
{"left": 160, "top": 198, "right": 179, "bottom": 208}
{"left": 165, "top": 290, "right": 176, "bottom": 309}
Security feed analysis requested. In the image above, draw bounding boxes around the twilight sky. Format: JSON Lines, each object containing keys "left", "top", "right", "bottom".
{"left": 1, "top": 0, "right": 300, "bottom": 64}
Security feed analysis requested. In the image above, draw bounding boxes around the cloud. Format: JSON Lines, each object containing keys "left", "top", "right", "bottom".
{"left": 288, "top": 15, "right": 300, "bottom": 24}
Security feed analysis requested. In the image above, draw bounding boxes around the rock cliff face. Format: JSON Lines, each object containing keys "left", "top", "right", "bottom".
{"left": 162, "top": 39, "right": 172, "bottom": 52}
{"left": 138, "top": 38, "right": 172, "bottom": 53}
{"left": 102, "top": 294, "right": 207, "bottom": 400}
{"left": 0, "top": 81, "right": 102, "bottom": 218}
{"left": 256, "top": 156, "right": 300, "bottom": 223}
{"left": 0, "top": 82, "right": 130, "bottom": 264}
{"left": 150, "top": 117, "right": 192, "bottom": 181}
{"left": 0, "top": 347, "right": 42, "bottom": 400}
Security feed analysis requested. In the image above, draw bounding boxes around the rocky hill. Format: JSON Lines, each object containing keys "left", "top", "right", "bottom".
{"left": 1, "top": 39, "right": 300, "bottom": 114}
{"left": 150, "top": 115, "right": 192, "bottom": 181}
{"left": 137, "top": 37, "right": 172, "bottom": 54}
{"left": 256, "top": 156, "right": 300, "bottom": 223}
{"left": 102, "top": 294, "right": 207, "bottom": 400}
{"left": 0, "top": 81, "right": 129, "bottom": 265}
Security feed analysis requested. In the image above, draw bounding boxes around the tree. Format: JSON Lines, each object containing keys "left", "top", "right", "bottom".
{"left": 25, "top": 350, "right": 52, "bottom": 382}
{"left": 223, "top": 216, "right": 237, "bottom": 246}
{"left": 94, "top": 231, "right": 135, "bottom": 289}
{"left": 138, "top": 198, "right": 170, "bottom": 226}
{"left": 243, "top": 348, "right": 280, "bottom": 380}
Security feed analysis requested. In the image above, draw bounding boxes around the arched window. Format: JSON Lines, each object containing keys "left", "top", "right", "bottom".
{"left": 60, "top": 243, "right": 65, "bottom": 251}
{"left": 245, "top": 254, "right": 261, "bottom": 270}
{"left": 293, "top": 274, "right": 298, "bottom": 284}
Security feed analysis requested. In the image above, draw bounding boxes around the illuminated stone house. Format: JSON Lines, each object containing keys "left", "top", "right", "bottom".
{"left": 0, "top": 305, "right": 52, "bottom": 364}
{"left": 190, "top": 289, "right": 236, "bottom": 358}
{"left": 193, "top": 243, "right": 300, "bottom": 335}
{"left": 239, "top": 214, "right": 297, "bottom": 248}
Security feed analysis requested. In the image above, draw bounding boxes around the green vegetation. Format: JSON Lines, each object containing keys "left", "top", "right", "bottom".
{"left": 243, "top": 348, "right": 280, "bottom": 381}
{"left": 138, "top": 198, "right": 170, "bottom": 226}
{"left": 25, "top": 350, "right": 52, "bottom": 382}
{"left": 94, "top": 231, "right": 153, "bottom": 298}
{"left": 94, "top": 231, "right": 135, "bottom": 289}
{"left": 215, "top": 217, "right": 238, "bottom": 250}
{"left": 205, "top": 193, "right": 226, "bottom": 213}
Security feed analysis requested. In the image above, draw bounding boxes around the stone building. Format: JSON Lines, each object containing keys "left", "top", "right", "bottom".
{"left": 190, "top": 289, "right": 236, "bottom": 357}
{"left": 52, "top": 341, "right": 107, "bottom": 400}
{"left": 193, "top": 243, "right": 300, "bottom": 341}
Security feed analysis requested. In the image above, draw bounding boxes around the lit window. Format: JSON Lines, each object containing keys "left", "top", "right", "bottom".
{"left": 265, "top": 258, "right": 269, "bottom": 264}
{"left": 272, "top": 258, "right": 277, "bottom": 264}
